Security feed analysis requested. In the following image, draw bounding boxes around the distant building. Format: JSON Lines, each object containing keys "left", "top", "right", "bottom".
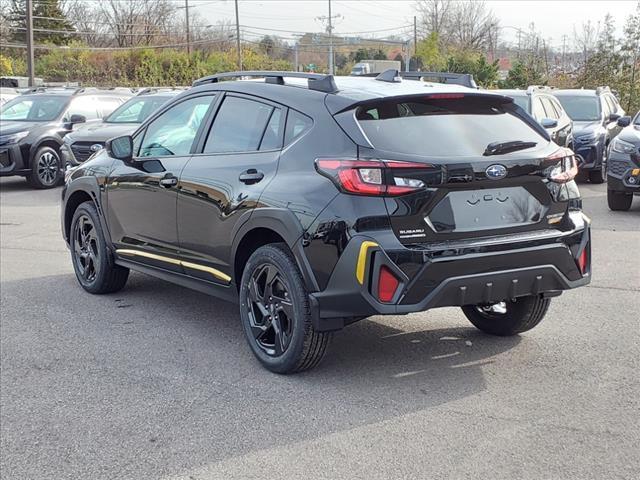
{"left": 497, "top": 58, "right": 512, "bottom": 80}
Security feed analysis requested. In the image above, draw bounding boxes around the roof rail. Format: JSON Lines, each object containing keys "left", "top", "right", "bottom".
{"left": 136, "top": 86, "right": 189, "bottom": 96}
{"left": 526, "top": 85, "right": 555, "bottom": 94}
{"left": 400, "top": 71, "right": 478, "bottom": 89}
{"left": 192, "top": 71, "right": 338, "bottom": 94}
{"left": 596, "top": 86, "right": 611, "bottom": 95}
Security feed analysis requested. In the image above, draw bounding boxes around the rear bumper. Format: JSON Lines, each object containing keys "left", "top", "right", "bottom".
{"left": 309, "top": 211, "right": 591, "bottom": 331}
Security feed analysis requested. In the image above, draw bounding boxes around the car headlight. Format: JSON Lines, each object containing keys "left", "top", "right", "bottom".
{"left": 611, "top": 137, "right": 636, "bottom": 155}
{"left": 0, "top": 130, "right": 29, "bottom": 146}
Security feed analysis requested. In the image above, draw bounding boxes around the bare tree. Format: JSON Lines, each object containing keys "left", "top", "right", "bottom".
{"left": 574, "top": 20, "right": 600, "bottom": 73}
{"left": 415, "top": 0, "right": 498, "bottom": 52}
{"left": 99, "top": 0, "right": 177, "bottom": 47}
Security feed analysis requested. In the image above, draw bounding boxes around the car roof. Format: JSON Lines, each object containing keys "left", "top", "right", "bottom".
{"left": 494, "top": 89, "right": 529, "bottom": 97}
{"left": 187, "top": 75, "right": 494, "bottom": 113}
{"left": 552, "top": 89, "right": 598, "bottom": 96}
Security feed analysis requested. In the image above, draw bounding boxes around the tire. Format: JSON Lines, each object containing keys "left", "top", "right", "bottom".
{"left": 461, "top": 296, "right": 551, "bottom": 337}
{"left": 239, "top": 243, "right": 331, "bottom": 374}
{"left": 607, "top": 189, "right": 633, "bottom": 211}
{"left": 588, "top": 146, "right": 607, "bottom": 184}
{"left": 70, "top": 201, "right": 129, "bottom": 294}
{"left": 28, "top": 146, "right": 63, "bottom": 189}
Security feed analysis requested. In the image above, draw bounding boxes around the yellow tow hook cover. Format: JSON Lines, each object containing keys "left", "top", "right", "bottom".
{"left": 356, "top": 241, "right": 378, "bottom": 285}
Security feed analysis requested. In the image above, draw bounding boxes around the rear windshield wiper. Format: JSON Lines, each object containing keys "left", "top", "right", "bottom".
{"left": 484, "top": 140, "right": 537, "bottom": 156}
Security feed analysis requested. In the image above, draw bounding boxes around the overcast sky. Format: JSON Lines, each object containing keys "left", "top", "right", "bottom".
{"left": 189, "top": 0, "right": 638, "bottom": 50}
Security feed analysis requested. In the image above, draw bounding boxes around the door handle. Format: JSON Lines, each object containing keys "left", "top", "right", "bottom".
{"left": 239, "top": 169, "right": 264, "bottom": 185}
{"left": 159, "top": 175, "right": 178, "bottom": 188}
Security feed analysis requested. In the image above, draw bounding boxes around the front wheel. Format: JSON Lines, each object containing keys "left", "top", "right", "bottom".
{"left": 239, "top": 243, "right": 331, "bottom": 374}
{"left": 461, "top": 296, "right": 551, "bottom": 336}
{"left": 607, "top": 189, "right": 633, "bottom": 211}
{"left": 70, "top": 201, "right": 129, "bottom": 294}
{"left": 588, "top": 146, "right": 607, "bottom": 184}
{"left": 28, "top": 146, "right": 63, "bottom": 189}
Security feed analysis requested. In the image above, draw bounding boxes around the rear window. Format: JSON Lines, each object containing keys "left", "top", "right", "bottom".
{"left": 356, "top": 96, "right": 545, "bottom": 157}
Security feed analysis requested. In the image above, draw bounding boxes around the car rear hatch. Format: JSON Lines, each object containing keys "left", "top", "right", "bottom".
{"left": 325, "top": 91, "right": 580, "bottom": 246}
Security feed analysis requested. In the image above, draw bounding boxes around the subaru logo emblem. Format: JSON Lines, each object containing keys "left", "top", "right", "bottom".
{"left": 90, "top": 144, "right": 103, "bottom": 152}
{"left": 485, "top": 164, "right": 507, "bottom": 180}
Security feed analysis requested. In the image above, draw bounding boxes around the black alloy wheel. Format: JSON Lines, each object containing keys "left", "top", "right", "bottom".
{"left": 73, "top": 213, "right": 100, "bottom": 284}
{"left": 29, "top": 146, "right": 62, "bottom": 188}
{"left": 246, "top": 263, "right": 294, "bottom": 357}
{"left": 239, "top": 243, "right": 331, "bottom": 374}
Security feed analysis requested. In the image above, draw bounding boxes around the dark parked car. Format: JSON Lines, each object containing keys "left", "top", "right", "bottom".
{"left": 497, "top": 86, "right": 573, "bottom": 149}
{"left": 552, "top": 87, "right": 625, "bottom": 184}
{"left": 61, "top": 71, "right": 591, "bottom": 373}
{"left": 607, "top": 111, "right": 640, "bottom": 210}
{"left": 0, "top": 87, "right": 132, "bottom": 188}
{"left": 61, "top": 88, "right": 185, "bottom": 166}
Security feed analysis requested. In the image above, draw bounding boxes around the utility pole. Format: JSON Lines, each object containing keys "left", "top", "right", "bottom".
{"left": 184, "top": 0, "right": 191, "bottom": 54}
{"left": 26, "top": 0, "right": 34, "bottom": 87}
{"left": 413, "top": 15, "right": 417, "bottom": 56}
{"left": 328, "top": 0, "right": 333, "bottom": 74}
{"left": 316, "top": 1, "right": 340, "bottom": 74}
{"left": 294, "top": 43, "right": 299, "bottom": 72}
{"left": 235, "top": 0, "right": 242, "bottom": 70}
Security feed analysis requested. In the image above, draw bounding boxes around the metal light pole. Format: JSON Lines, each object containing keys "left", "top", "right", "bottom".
{"left": 235, "top": 0, "right": 242, "bottom": 70}
{"left": 26, "top": 0, "right": 35, "bottom": 86}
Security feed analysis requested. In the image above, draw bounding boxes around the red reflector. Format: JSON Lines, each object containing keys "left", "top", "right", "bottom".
{"left": 378, "top": 266, "right": 400, "bottom": 303}
{"left": 577, "top": 248, "right": 588, "bottom": 274}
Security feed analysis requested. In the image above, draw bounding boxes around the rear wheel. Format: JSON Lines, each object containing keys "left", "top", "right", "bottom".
{"left": 70, "top": 201, "right": 129, "bottom": 294}
{"left": 28, "top": 146, "right": 62, "bottom": 189}
{"left": 607, "top": 189, "right": 633, "bottom": 211}
{"left": 239, "top": 243, "right": 331, "bottom": 374}
{"left": 461, "top": 296, "right": 551, "bottom": 336}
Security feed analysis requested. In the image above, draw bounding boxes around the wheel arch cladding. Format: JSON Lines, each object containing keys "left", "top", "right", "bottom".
{"left": 64, "top": 190, "right": 94, "bottom": 241}
{"left": 232, "top": 209, "right": 320, "bottom": 293}
{"left": 233, "top": 228, "right": 287, "bottom": 290}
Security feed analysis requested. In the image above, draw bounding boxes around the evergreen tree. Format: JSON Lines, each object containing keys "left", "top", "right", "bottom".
{"left": 9, "top": 0, "right": 75, "bottom": 46}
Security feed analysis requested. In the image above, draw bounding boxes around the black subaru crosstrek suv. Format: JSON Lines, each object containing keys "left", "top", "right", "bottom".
{"left": 606, "top": 111, "right": 640, "bottom": 211}
{"left": 0, "top": 87, "right": 132, "bottom": 188}
{"left": 61, "top": 88, "right": 185, "bottom": 166}
{"left": 61, "top": 71, "right": 591, "bottom": 373}
{"left": 552, "top": 87, "right": 625, "bottom": 184}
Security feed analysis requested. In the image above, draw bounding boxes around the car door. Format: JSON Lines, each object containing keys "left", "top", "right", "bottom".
{"left": 106, "top": 93, "right": 217, "bottom": 272}
{"left": 176, "top": 93, "right": 285, "bottom": 284}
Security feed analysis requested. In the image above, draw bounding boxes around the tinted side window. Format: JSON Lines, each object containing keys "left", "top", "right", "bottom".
{"left": 139, "top": 95, "right": 215, "bottom": 157}
{"left": 285, "top": 110, "right": 313, "bottom": 144}
{"left": 259, "top": 108, "right": 283, "bottom": 151}
{"left": 549, "top": 97, "right": 564, "bottom": 117}
{"left": 605, "top": 95, "right": 617, "bottom": 115}
{"left": 67, "top": 97, "right": 99, "bottom": 120}
{"left": 540, "top": 97, "right": 558, "bottom": 119}
{"left": 601, "top": 97, "right": 612, "bottom": 117}
{"left": 205, "top": 96, "right": 275, "bottom": 153}
{"left": 531, "top": 97, "right": 546, "bottom": 121}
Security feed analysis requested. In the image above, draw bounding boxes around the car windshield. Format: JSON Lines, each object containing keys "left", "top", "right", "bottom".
{"left": 0, "top": 95, "right": 67, "bottom": 121}
{"left": 554, "top": 95, "right": 600, "bottom": 121}
{"left": 105, "top": 95, "right": 171, "bottom": 124}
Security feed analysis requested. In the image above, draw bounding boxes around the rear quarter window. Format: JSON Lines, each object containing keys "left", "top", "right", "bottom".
{"left": 356, "top": 96, "right": 545, "bottom": 157}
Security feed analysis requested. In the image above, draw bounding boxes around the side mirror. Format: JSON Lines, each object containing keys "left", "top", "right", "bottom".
{"left": 609, "top": 113, "right": 621, "bottom": 122}
{"left": 540, "top": 118, "right": 558, "bottom": 129}
{"left": 617, "top": 116, "right": 631, "bottom": 127}
{"left": 106, "top": 135, "right": 133, "bottom": 162}
{"left": 69, "top": 114, "right": 86, "bottom": 124}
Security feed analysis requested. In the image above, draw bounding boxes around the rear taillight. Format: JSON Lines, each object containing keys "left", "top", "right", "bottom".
{"left": 378, "top": 265, "right": 400, "bottom": 303}
{"left": 547, "top": 147, "right": 579, "bottom": 184}
{"left": 315, "top": 158, "right": 434, "bottom": 196}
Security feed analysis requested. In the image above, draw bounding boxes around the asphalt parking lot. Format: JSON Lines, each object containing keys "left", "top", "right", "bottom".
{"left": 0, "top": 177, "right": 638, "bottom": 480}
